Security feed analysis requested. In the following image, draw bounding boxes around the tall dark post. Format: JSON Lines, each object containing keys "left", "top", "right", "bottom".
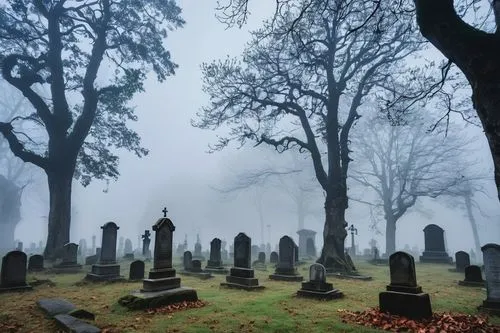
{"left": 348, "top": 224, "right": 358, "bottom": 256}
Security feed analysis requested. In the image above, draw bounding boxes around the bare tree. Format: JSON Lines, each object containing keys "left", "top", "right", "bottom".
{"left": 350, "top": 113, "right": 476, "bottom": 256}
{"left": 195, "top": 0, "right": 429, "bottom": 273}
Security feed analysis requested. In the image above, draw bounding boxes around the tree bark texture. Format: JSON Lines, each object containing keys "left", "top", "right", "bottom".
{"left": 464, "top": 194, "right": 482, "bottom": 258}
{"left": 415, "top": 0, "right": 500, "bottom": 201}
{"left": 385, "top": 215, "right": 397, "bottom": 256}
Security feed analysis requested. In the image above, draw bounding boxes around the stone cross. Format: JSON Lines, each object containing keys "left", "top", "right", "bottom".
{"left": 142, "top": 230, "right": 151, "bottom": 257}
{"left": 162, "top": 207, "right": 168, "bottom": 218}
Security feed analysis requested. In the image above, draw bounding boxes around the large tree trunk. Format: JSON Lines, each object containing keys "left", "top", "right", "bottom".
{"left": 0, "top": 175, "right": 22, "bottom": 252}
{"left": 316, "top": 194, "right": 352, "bottom": 273}
{"left": 385, "top": 215, "right": 397, "bottom": 256}
{"left": 464, "top": 194, "right": 482, "bottom": 259}
{"left": 44, "top": 170, "right": 73, "bottom": 260}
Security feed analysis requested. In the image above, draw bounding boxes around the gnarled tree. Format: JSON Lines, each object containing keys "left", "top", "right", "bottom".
{"left": 0, "top": 0, "right": 184, "bottom": 259}
{"left": 194, "top": 0, "right": 427, "bottom": 273}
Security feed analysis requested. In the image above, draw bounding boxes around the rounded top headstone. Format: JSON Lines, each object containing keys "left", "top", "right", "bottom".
{"left": 153, "top": 218, "right": 175, "bottom": 232}
{"left": 423, "top": 224, "right": 443, "bottom": 232}
{"left": 481, "top": 243, "right": 500, "bottom": 252}
{"left": 101, "top": 221, "right": 119, "bottom": 230}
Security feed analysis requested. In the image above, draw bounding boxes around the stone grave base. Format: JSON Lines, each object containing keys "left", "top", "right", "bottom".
{"left": 253, "top": 263, "right": 267, "bottom": 271}
{"left": 458, "top": 280, "right": 485, "bottom": 287}
{"left": 379, "top": 291, "right": 432, "bottom": 320}
{"left": 297, "top": 288, "right": 343, "bottom": 300}
{"left": 179, "top": 270, "right": 213, "bottom": 280}
{"left": 0, "top": 284, "right": 33, "bottom": 293}
{"left": 269, "top": 273, "right": 303, "bottom": 282}
{"left": 419, "top": 252, "right": 452, "bottom": 264}
{"left": 220, "top": 281, "right": 265, "bottom": 291}
{"left": 478, "top": 300, "right": 500, "bottom": 316}
{"left": 50, "top": 264, "right": 83, "bottom": 274}
{"left": 326, "top": 272, "right": 372, "bottom": 281}
{"left": 54, "top": 314, "right": 100, "bottom": 333}
{"left": 204, "top": 267, "right": 229, "bottom": 274}
{"left": 119, "top": 287, "right": 198, "bottom": 310}
{"left": 85, "top": 273, "right": 125, "bottom": 282}
{"left": 448, "top": 268, "right": 464, "bottom": 273}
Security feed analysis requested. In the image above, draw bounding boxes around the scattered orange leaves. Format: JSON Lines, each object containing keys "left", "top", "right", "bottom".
{"left": 145, "top": 300, "right": 207, "bottom": 315}
{"left": 0, "top": 314, "right": 24, "bottom": 333}
{"left": 338, "top": 308, "right": 499, "bottom": 332}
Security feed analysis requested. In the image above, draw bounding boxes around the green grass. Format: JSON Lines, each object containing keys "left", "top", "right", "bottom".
{"left": 0, "top": 259, "right": 498, "bottom": 332}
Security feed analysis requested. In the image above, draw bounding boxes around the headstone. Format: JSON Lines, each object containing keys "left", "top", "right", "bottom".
{"left": 0, "top": 251, "right": 32, "bottom": 292}
{"left": 123, "top": 238, "right": 134, "bottom": 260}
{"left": 419, "top": 224, "right": 452, "bottom": 264}
{"left": 191, "top": 260, "right": 202, "bottom": 273}
{"left": 251, "top": 245, "right": 260, "bottom": 259}
{"left": 205, "top": 238, "right": 227, "bottom": 274}
{"left": 86, "top": 222, "right": 123, "bottom": 281}
{"left": 454, "top": 251, "right": 470, "bottom": 273}
{"left": 142, "top": 230, "right": 151, "bottom": 259}
{"left": 253, "top": 251, "right": 267, "bottom": 271}
{"left": 297, "top": 263, "right": 343, "bottom": 300}
{"left": 270, "top": 251, "right": 279, "bottom": 264}
{"left": 221, "top": 233, "right": 264, "bottom": 290}
{"left": 53, "top": 243, "right": 82, "bottom": 273}
{"left": 458, "top": 265, "right": 485, "bottom": 287}
{"left": 258, "top": 252, "right": 266, "bottom": 263}
{"left": 297, "top": 229, "right": 316, "bottom": 258}
{"left": 379, "top": 251, "right": 432, "bottom": 319}
{"left": 269, "top": 236, "right": 303, "bottom": 281}
{"left": 129, "top": 260, "right": 145, "bottom": 281}
{"left": 183, "top": 251, "right": 193, "bottom": 271}
{"left": 119, "top": 213, "right": 198, "bottom": 310}
{"left": 479, "top": 243, "right": 500, "bottom": 314}
{"left": 193, "top": 234, "right": 204, "bottom": 260}
{"left": 28, "top": 254, "right": 44, "bottom": 272}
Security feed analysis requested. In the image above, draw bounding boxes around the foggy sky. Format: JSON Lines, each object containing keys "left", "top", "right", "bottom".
{"left": 13, "top": 1, "right": 500, "bottom": 255}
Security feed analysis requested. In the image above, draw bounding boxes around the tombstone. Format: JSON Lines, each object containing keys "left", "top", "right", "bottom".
{"left": 183, "top": 251, "right": 193, "bottom": 271}
{"left": 251, "top": 245, "right": 260, "bottom": 259}
{"left": 191, "top": 260, "right": 202, "bottom": 273}
{"left": 258, "top": 252, "right": 266, "bottom": 263}
{"left": 119, "top": 213, "right": 198, "bottom": 310}
{"left": 419, "top": 224, "right": 452, "bottom": 264}
{"left": 379, "top": 251, "right": 432, "bottom": 319}
{"left": 86, "top": 222, "right": 124, "bottom": 281}
{"left": 253, "top": 252, "right": 267, "bottom": 271}
{"left": 205, "top": 238, "right": 228, "bottom": 274}
{"left": 269, "top": 236, "right": 303, "bottom": 281}
{"left": 142, "top": 230, "right": 151, "bottom": 259}
{"left": 193, "top": 234, "right": 204, "bottom": 260}
{"left": 0, "top": 251, "right": 32, "bottom": 292}
{"left": 221, "top": 233, "right": 264, "bottom": 290}
{"left": 53, "top": 243, "right": 82, "bottom": 273}
{"left": 297, "top": 263, "right": 343, "bottom": 300}
{"left": 270, "top": 251, "right": 279, "bottom": 264}
{"left": 297, "top": 229, "right": 316, "bottom": 258}
{"left": 129, "top": 260, "right": 145, "bottom": 281}
{"left": 458, "top": 265, "right": 485, "bottom": 287}
{"left": 28, "top": 254, "right": 45, "bottom": 272}
{"left": 478, "top": 243, "right": 500, "bottom": 315}
{"left": 450, "top": 251, "right": 471, "bottom": 273}
{"left": 123, "top": 238, "right": 134, "bottom": 260}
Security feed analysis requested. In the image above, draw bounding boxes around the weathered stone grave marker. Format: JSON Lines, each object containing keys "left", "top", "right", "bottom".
{"left": 450, "top": 251, "right": 470, "bottom": 273}
{"left": 297, "top": 263, "right": 343, "bottom": 300}
{"left": 129, "top": 260, "right": 145, "bottom": 281}
{"left": 28, "top": 254, "right": 45, "bottom": 272}
{"left": 478, "top": 243, "right": 500, "bottom": 315}
{"left": 53, "top": 243, "right": 82, "bottom": 273}
{"left": 86, "top": 222, "right": 124, "bottom": 281}
{"left": 205, "top": 238, "right": 228, "bottom": 274}
{"left": 0, "top": 251, "right": 32, "bottom": 292}
{"left": 458, "top": 265, "right": 485, "bottom": 287}
{"left": 269, "top": 236, "right": 303, "bottom": 281}
{"left": 419, "top": 224, "right": 452, "bottom": 264}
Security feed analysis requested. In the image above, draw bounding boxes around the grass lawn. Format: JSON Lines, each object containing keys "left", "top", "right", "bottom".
{"left": 0, "top": 259, "right": 498, "bottom": 332}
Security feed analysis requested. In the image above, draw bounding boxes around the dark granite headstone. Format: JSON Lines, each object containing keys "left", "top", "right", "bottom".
{"left": 221, "top": 233, "right": 263, "bottom": 290}
{"left": 53, "top": 243, "right": 82, "bottom": 273}
{"left": 269, "top": 236, "right": 303, "bottom": 281}
{"left": 207, "top": 238, "right": 222, "bottom": 267}
{"left": 129, "top": 260, "right": 145, "bottom": 281}
{"left": 297, "top": 229, "right": 316, "bottom": 258}
{"left": 0, "top": 251, "right": 32, "bottom": 292}
{"left": 183, "top": 251, "right": 193, "bottom": 271}
{"left": 479, "top": 243, "right": 500, "bottom": 314}
{"left": 455, "top": 251, "right": 470, "bottom": 272}
{"left": 458, "top": 265, "right": 484, "bottom": 287}
{"left": 419, "top": 224, "right": 452, "bottom": 264}
{"left": 28, "top": 254, "right": 44, "bottom": 272}
{"left": 258, "top": 252, "right": 266, "bottom": 263}
{"left": 191, "top": 260, "right": 202, "bottom": 273}
{"left": 297, "top": 264, "right": 343, "bottom": 300}
{"left": 379, "top": 251, "right": 432, "bottom": 319}
{"left": 86, "top": 222, "right": 123, "bottom": 281}
{"left": 270, "top": 251, "right": 279, "bottom": 264}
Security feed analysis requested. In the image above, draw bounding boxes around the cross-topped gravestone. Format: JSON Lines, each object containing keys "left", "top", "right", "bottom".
{"left": 0, "top": 251, "right": 32, "bottom": 292}
{"left": 162, "top": 207, "right": 168, "bottom": 217}
{"left": 152, "top": 219, "right": 174, "bottom": 270}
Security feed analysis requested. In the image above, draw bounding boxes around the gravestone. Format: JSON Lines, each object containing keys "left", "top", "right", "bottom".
{"left": 379, "top": 251, "right": 432, "bottom": 319}
{"left": 270, "top": 251, "right": 279, "bottom": 264}
{"left": 269, "top": 236, "right": 303, "bottom": 281}
{"left": 193, "top": 234, "right": 205, "bottom": 260}
{"left": 191, "top": 260, "right": 202, "bottom": 273}
{"left": 419, "top": 224, "right": 452, "bottom": 264}
{"left": 205, "top": 238, "right": 228, "bottom": 274}
{"left": 221, "top": 233, "right": 264, "bottom": 290}
{"left": 452, "top": 251, "right": 470, "bottom": 273}
{"left": 119, "top": 213, "right": 198, "bottom": 309}
{"left": 478, "top": 243, "right": 500, "bottom": 315}
{"left": 183, "top": 251, "right": 193, "bottom": 271}
{"left": 53, "top": 243, "right": 82, "bottom": 273}
{"left": 129, "top": 260, "right": 145, "bottom": 281}
{"left": 253, "top": 252, "right": 267, "bottom": 271}
{"left": 251, "top": 245, "right": 260, "bottom": 259}
{"left": 297, "top": 263, "right": 343, "bottom": 300}
{"left": 86, "top": 222, "right": 124, "bottom": 281}
{"left": 142, "top": 230, "right": 151, "bottom": 259}
{"left": 0, "top": 251, "right": 32, "bottom": 292}
{"left": 458, "top": 265, "right": 485, "bottom": 287}
{"left": 28, "top": 254, "right": 44, "bottom": 272}
{"left": 297, "top": 229, "right": 316, "bottom": 258}
{"left": 123, "top": 238, "right": 134, "bottom": 260}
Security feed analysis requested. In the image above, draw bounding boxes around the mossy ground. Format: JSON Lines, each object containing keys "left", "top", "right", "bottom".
{"left": 0, "top": 259, "right": 498, "bottom": 332}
